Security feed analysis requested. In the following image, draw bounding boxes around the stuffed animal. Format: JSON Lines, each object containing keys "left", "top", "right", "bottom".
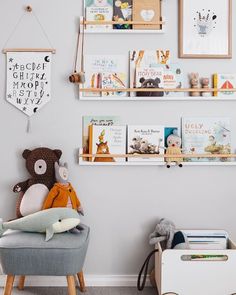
{"left": 42, "top": 163, "right": 83, "bottom": 215}
{"left": 165, "top": 130, "right": 183, "bottom": 168}
{"left": 149, "top": 218, "right": 189, "bottom": 249}
{"left": 137, "top": 77, "right": 164, "bottom": 97}
{"left": 0, "top": 208, "right": 80, "bottom": 242}
{"left": 13, "top": 148, "right": 62, "bottom": 218}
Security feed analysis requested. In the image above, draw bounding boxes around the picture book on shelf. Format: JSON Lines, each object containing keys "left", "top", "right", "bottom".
{"left": 82, "top": 116, "right": 121, "bottom": 157}
{"left": 83, "top": 55, "right": 128, "bottom": 97}
{"left": 113, "top": 0, "right": 132, "bottom": 30}
{"left": 135, "top": 67, "right": 164, "bottom": 97}
{"left": 133, "top": 0, "right": 161, "bottom": 30}
{"left": 182, "top": 117, "right": 231, "bottom": 162}
{"left": 102, "top": 72, "right": 127, "bottom": 97}
{"left": 89, "top": 125, "right": 126, "bottom": 162}
{"left": 127, "top": 125, "right": 164, "bottom": 162}
{"left": 161, "top": 64, "right": 184, "bottom": 97}
{"left": 213, "top": 73, "right": 236, "bottom": 97}
{"left": 130, "top": 50, "right": 171, "bottom": 97}
{"left": 86, "top": 6, "right": 113, "bottom": 31}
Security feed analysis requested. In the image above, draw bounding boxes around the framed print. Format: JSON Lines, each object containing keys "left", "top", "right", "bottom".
{"left": 179, "top": 0, "right": 232, "bottom": 59}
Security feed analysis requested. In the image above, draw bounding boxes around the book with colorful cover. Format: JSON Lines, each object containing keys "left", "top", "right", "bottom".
{"left": 161, "top": 64, "right": 184, "bottom": 97}
{"left": 127, "top": 125, "right": 165, "bottom": 162}
{"left": 113, "top": 0, "right": 132, "bottom": 30}
{"left": 102, "top": 72, "right": 127, "bottom": 97}
{"left": 213, "top": 73, "right": 236, "bottom": 97}
{"left": 182, "top": 117, "right": 231, "bottom": 162}
{"left": 82, "top": 116, "right": 121, "bottom": 159}
{"left": 133, "top": 0, "right": 161, "bottom": 30}
{"left": 86, "top": 6, "right": 113, "bottom": 31}
{"left": 83, "top": 55, "right": 128, "bottom": 97}
{"left": 89, "top": 125, "right": 126, "bottom": 162}
{"left": 130, "top": 50, "right": 170, "bottom": 96}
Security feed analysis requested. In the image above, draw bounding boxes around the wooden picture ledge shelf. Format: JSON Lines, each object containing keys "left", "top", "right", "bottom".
{"left": 77, "top": 149, "right": 236, "bottom": 167}
{"left": 79, "top": 87, "right": 236, "bottom": 93}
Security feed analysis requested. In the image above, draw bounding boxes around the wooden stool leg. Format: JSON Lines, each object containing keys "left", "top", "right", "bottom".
{"left": 77, "top": 271, "right": 86, "bottom": 292}
{"left": 3, "top": 275, "right": 15, "bottom": 295}
{"left": 67, "top": 275, "right": 76, "bottom": 295}
{"left": 18, "top": 276, "right": 25, "bottom": 290}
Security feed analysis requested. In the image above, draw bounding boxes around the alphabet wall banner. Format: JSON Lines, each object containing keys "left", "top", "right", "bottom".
{"left": 6, "top": 52, "right": 52, "bottom": 117}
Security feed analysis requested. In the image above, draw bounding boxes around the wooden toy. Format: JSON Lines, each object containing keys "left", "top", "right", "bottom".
{"left": 189, "top": 73, "right": 201, "bottom": 97}
{"left": 201, "top": 77, "right": 212, "bottom": 97}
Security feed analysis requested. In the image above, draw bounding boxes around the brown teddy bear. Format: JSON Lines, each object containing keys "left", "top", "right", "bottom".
{"left": 13, "top": 147, "right": 62, "bottom": 218}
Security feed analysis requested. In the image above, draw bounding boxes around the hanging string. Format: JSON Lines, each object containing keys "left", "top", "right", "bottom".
{"left": 73, "top": 18, "right": 85, "bottom": 73}
{"left": 2, "top": 11, "right": 26, "bottom": 50}
{"left": 31, "top": 10, "right": 55, "bottom": 50}
{"left": 2, "top": 6, "right": 55, "bottom": 51}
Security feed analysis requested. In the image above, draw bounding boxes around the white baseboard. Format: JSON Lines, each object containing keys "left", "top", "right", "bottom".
{"left": 0, "top": 274, "right": 150, "bottom": 287}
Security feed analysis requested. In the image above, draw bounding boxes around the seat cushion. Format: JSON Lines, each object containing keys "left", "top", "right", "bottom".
{"left": 0, "top": 225, "right": 89, "bottom": 276}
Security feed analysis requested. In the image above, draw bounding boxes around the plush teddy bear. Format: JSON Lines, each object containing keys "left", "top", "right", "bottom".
{"left": 13, "top": 147, "right": 62, "bottom": 218}
{"left": 137, "top": 77, "right": 164, "bottom": 97}
{"left": 166, "top": 130, "right": 183, "bottom": 168}
{"left": 42, "top": 162, "right": 83, "bottom": 215}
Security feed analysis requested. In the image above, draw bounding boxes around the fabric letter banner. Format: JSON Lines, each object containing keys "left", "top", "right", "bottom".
{"left": 6, "top": 52, "right": 52, "bottom": 117}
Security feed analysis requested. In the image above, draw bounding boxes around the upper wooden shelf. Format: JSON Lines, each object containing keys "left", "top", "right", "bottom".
{"left": 80, "top": 17, "right": 165, "bottom": 34}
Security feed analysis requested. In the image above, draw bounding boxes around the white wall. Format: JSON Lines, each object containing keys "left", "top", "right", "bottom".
{"left": 0, "top": 0, "right": 236, "bottom": 283}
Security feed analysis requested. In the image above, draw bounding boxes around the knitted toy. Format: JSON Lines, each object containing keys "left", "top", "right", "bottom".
{"left": 165, "top": 130, "right": 183, "bottom": 168}
{"left": 149, "top": 218, "right": 189, "bottom": 249}
{"left": 13, "top": 148, "right": 62, "bottom": 218}
{"left": 42, "top": 162, "right": 83, "bottom": 215}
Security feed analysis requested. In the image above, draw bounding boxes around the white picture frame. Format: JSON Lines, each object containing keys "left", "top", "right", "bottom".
{"left": 179, "top": 0, "right": 232, "bottom": 59}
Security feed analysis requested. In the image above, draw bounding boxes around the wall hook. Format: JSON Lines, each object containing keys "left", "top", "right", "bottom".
{"left": 26, "top": 5, "right": 32, "bottom": 12}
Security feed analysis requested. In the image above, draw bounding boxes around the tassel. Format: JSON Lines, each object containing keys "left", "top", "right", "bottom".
{"left": 26, "top": 117, "right": 31, "bottom": 133}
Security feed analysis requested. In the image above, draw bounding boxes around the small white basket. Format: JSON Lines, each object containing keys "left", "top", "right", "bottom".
{"left": 155, "top": 230, "right": 236, "bottom": 295}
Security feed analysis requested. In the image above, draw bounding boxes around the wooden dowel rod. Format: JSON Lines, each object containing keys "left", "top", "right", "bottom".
{"left": 2, "top": 48, "right": 56, "bottom": 54}
{"left": 79, "top": 153, "right": 236, "bottom": 159}
{"left": 82, "top": 20, "right": 165, "bottom": 25}
{"left": 79, "top": 87, "right": 236, "bottom": 93}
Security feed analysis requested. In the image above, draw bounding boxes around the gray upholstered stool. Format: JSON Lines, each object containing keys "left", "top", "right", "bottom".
{"left": 0, "top": 225, "right": 90, "bottom": 295}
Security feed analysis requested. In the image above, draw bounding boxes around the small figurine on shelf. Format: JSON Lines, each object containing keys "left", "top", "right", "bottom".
{"left": 165, "top": 130, "right": 183, "bottom": 168}
{"left": 189, "top": 73, "right": 200, "bottom": 97}
{"left": 201, "top": 77, "right": 212, "bottom": 97}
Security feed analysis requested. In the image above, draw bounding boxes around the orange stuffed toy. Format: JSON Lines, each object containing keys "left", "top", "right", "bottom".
{"left": 42, "top": 162, "right": 83, "bottom": 214}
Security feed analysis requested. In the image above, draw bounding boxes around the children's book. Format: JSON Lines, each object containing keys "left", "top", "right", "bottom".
{"left": 86, "top": 6, "right": 113, "bottom": 31}
{"left": 82, "top": 116, "right": 121, "bottom": 158}
{"left": 161, "top": 64, "right": 184, "bottom": 97}
{"left": 133, "top": 0, "right": 161, "bottom": 30}
{"left": 89, "top": 125, "right": 126, "bottom": 162}
{"left": 213, "top": 73, "right": 236, "bottom": 97}
{"left": 102, "top": 72, "right": 127, "bottom": 97}
{"left": 129, "top": 50, "right": 170, "bottom": 96}
{"left": 83, "top": 55, "right": 128, "bottom": 97}
{"left": 135, "top": 67, "right": 164, "bottom": 97}
{"left": 113, "top": 0, "right": 132, "bottom": 29}
{"left": 182, "top": 117, "right": 231, "bottom": 162}
{"left": 127, "top": 125, "right": 164, "bottom": 162}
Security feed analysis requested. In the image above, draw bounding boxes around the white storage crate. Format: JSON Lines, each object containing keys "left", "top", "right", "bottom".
{"left": 155, "top": 230, "right": 236, "bottom": 295}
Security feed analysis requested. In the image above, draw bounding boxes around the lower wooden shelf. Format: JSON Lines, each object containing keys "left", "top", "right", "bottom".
{"left": 79, "top": 161, "right": 236, "bottom": 167}
{"left": 78, "top": 149, "right": 236, "bottom": 167}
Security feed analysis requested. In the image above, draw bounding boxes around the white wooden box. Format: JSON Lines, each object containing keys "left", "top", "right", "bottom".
{"left": 155, "top": 230, "right": 236, "bottom": 295}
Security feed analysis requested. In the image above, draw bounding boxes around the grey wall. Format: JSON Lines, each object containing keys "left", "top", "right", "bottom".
{"left": 0, "top": 0, "right": 235, "bottom": 278}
